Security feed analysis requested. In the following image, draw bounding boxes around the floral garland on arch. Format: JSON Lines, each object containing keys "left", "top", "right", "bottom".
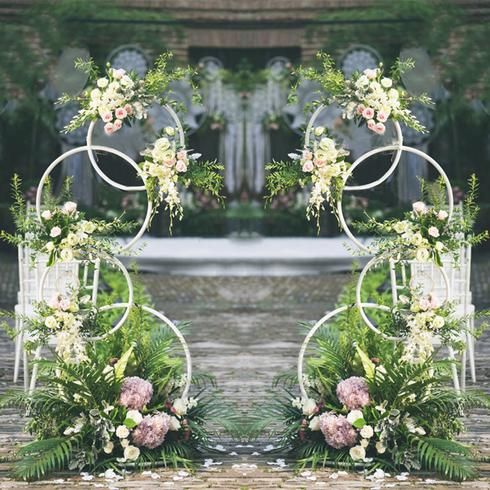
{"left": 0, "top": 175, "right": 133, "bottom": 267}
{"left": 139, "top": 127, "right": 224, "bottom": 228}
{"left": 299, "top": 53, "right": 433, "bottom": 134}
{"left": 265, "top": 129, "right": 350, "bottom": 231}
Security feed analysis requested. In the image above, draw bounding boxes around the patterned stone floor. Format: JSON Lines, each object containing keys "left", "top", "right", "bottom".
{"left": 0, "top": 251, "right": 489, "bottom": 489}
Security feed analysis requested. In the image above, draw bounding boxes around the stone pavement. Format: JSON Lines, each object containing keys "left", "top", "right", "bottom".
{"left": 0, "top": 250, "right": 489, "bottom": 489}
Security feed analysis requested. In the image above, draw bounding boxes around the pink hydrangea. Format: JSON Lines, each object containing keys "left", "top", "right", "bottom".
{"left": 131, "top": 413, "right": 171, "bottom": 449}
{"left": 336, "top": 376, "right": 370, "bottom": 410}
{"left": 319, "top": 413, "right": 357, "bottom": 449}
{"left": 119, "top": 376, "right": 153, "bottom": 410}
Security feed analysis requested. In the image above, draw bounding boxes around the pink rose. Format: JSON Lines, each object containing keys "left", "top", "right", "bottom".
{"left": 50, "top": 226, "right": 62, "bottom": 238}
{"left": 356, "top": 104, "right": 366, "bottom": 115}
{"left": 302, "top": 150, "right": 313, "bottom": 161}
{"left": 412, "top": 201, "right": 427, "bottom": 214}
{"left": 428, "top": 226, "right": 440, "bottom": 238}
{"left": 176, "top": 150, "right": 187, "bottom": 161}
{"left": 314, "top": 158, "right": 327, "bottom": 168}
{"left": 377, "top": 110, "right": 388, "bottom": 123}
{"left": 419, "top": 298, "right": 431, "bottom": 311}
{"left": 113, "top": 119, "right": 122, "bottom": 131}
{"left": 362, "top": 107, "right": 375, "bottom": 119}
{"left": 113, "top": 68, "right": 126, "bottom": 79}
{"left": 364, "top": 68, "right": 377, "bottom": 79}
{"left": 374, "top": 122, "right": 386, "bottom": 135}
{"left": 124, "top": 104, "right": 133, "bottom": 115}
{"left": 101, "top": 112, "right": 112, "bottom": 123}
{"left": 163, "top": 158, "right": 176, "bottom": 168}
{"left": 367, "top": 119, "right": 376, "bottom": 131}
{"left": 175, "top": 160, "right": 187, "bottom": 172}
{"left": 104, "top": 122, "right": 114, "bottom": 135}
{"left": 429, "top": 294, "right": 440, "bottom": 309}
{"left": 115, "top": 107, "right": 127, "bottom": 119}
{"left": 302, "top": 160, "right": 314, "bottom": 172}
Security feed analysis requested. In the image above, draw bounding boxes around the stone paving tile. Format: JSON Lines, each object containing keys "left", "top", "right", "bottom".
{"left": 0, "top": 250, "right": 489, "bottom": 488}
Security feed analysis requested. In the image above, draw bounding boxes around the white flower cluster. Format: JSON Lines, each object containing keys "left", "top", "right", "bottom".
{"left": 140, "top": 126, "right": 201, "bottom": 218}
{"left": 88, "top": 67, "right": 146, "bottom": 135}
{"left": 42, "top": 201, "right": 100, "bottom": 262}
{"left": 44, "top": 290, "right": 92, "bottom": 364}
{"left": 342, "top": 68, "right": 405, "bottom": 135}
{"left": 289, "top": 127, "right": 350, "bottom": 222}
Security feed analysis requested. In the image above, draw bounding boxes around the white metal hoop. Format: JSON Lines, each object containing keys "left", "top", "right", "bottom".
{"left": 38, "top": 255, "right": 134, "bottom": 341}
{"left": 304, "top": 104, "right": 404, "bottom": 192}
{"left": 355, "top": 255, "right": 450, "bottom": 341}
{"left": 337, "top": 144, "right": 454, "bottom": 252}
{"left": 97, "top": 303, "right": 192, "bottom": 399}
{"left": 297, "top": 303, "right": 390, "bottom": 398}
{"left": 85, "top": 104, "right": 185, "bottom": 191}
{"left": 35, "top": 144, "right": 152, "bottom": 252}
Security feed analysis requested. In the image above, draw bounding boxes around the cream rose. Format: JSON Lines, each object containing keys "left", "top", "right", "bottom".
{"left": 41, "top": 210, "right": 52, "bottom": 220}
{"left": 349, "top": 445, "right": 366, "bottom": 461}
{"left": 124, "top": 445, "right": 140, "bottom": 461}
{"left": 169, "top": 416, "right": 181, "bottom": 431}
{"left": 116, "top": 425, "right": 130, "bottom": 439}
{"left": 360, "top": 425, "right": 374, "bottom": 439}
{"left": 126, "top": 410, "right": 143, "bottom": 425}
{"left": 308, "top": 416, "right": 320, "bottom": 431}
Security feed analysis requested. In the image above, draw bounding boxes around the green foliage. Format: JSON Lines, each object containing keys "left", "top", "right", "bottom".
{"left": 181, "top": 160, "right": 225, "bottom": 205}
{"left": 265, "top": 160, "right": 310, "bottom": 202}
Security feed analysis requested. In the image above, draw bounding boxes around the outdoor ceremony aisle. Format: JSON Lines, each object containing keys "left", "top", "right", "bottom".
{"left": 0, "top": 254, "right": 489, "bottom": 488}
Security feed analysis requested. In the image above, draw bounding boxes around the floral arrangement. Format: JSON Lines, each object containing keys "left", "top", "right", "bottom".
{"left": 298, "top": 53, "right": 432, "bottom": 134}
{"left": 139, "top": 127, "right": 224, "bottom": 228}
{"left": 1, "top": 271, "right": 236, "bottom": 481}
{"left": 58, "top": 53, "right": 189, "bottom": 134}
{"left": 355, "top": 176, "right": 488, "bottom": 266}
{"left": 265, "top": 129, "right": 350, "bottom": 230}
{"left": 22, "top": 288, "right": 96, "bottom": 364}
{"left": 0, "top": 176, "right": 133, "bottom": 266}
{"left": 259, "top": 306, "right": 488, "bottom": 481}
{"left": 390, "top": 287, "right": 465, "bottom": 362}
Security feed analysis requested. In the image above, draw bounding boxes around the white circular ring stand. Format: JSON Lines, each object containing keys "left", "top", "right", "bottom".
{"left": 37, "top": 254, "right": 134, "bottom": 341}
{"left": 85, "top": 104, "right": 185, "bottom": 192}
{"left": 336, "top": 144, "right": 454, "bottom": 252}
{"left": 97, "top": 303, "right": 192, "bottom": 399}
{"left": 355, "top": 255, "right": 450, "bottom": 341}
{"left": 35, "top": 144, "right": 153, "bottom": 252}
{"left": 304, "top": 104, "right": 404, "bottom": 191}
{"left": 297, "top": 303, "right": 390, "bottom": 398}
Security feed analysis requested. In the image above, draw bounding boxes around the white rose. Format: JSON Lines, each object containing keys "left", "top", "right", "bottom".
{"left": 172, "top": 398, "right": 187, "bottom": 416}
{"left": 360, "top": 438, "right": 369, "bottom": 448}
{"left": 63, "top": 201, "right": 77, "bottom": 214}
{"left": 103, "top": 441, "right": 114, "bottom": 454}
{"left": 432, "top": 315, "right": 445, "bottom": 329}
{"left": 124, "top": 445, "right": 140, "bottom": 461}
{"left": 116, "top": 425, "right": 130, "bottom": 439}
{"left": 41, "top": 210, "right": 52, "bottom": 220}
{"left": 60, "top": 248, "right": 74, "bottom": 262}
{"left": 437, "top": 210, "right": 448, "bottom": 220}
{"left": 375, "top": 441, "right": 386, "bottom": 453}
{"left": 314, "top": 126, "right": 325, "bottom": 137}
{"left": 347, "top": 410, "right": 364, "bottom": 424}
{"left": 169, "top": 416, "right": 181, "bottom": 431}
{"left": 381, "top": 77, "right": 393, "bottom": 88}
{"left": 435, "top": 241, "right": 445, "bottom": 252}
{"left": 45, "top": 316, "right": 58, "bottom": 329}
{"left": 120, "top": 438, "right": 129, "bottom": 448}
{"left": 126, "top": 410, "right": 143, "bottom": 425}
{"left": 308, "top": 416, "right": 320, "bottom": 431}
{"left": 81, "top": 221, "right": 97, "bottom": 234}
{"left": 302, "top": 398, "right": 317, "bottom": 416}
{"left": 164, "top": 126, "right": 175, "bottom": 136}
{"left": 97, "top": 78, "right": 109, "bottom": 88}
{"left": 360, "top": 425, "right": 374, "bottom": 439}
{"left": 415, "top": 248, "right": 430, "bottom": 262}
{"left": 412, "top": 201, "right": 427, "bottom": 214}
{"left": 349, "top": 445, "right": 366, "bottom": 461}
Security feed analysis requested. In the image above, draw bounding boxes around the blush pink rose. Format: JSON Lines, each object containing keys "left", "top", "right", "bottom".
{"left": 377, "top": 110, "right": 388, "bottom": 123}
{"left": 412, "top": 201, "right": 427, "bottom": 214}
{"left": 175, "top": 160, "right": 187, "bottom": 172}
{"left": 113, "top": 68, "right": 126, "bottom": 79}
{"left": 50, "top": 226, "right": 62, "bottom": 238}
{"left": 374, "top": 122, "right": 386, "bottom": 135}
{"left": 176, "top": 150, "right": 187, "bottom": 161}
{"left": 314, "top": 158, "right": 327, "bottom": 168}
{"left": 101, "top": 112, "right": 113, "bottom": 123}
{"left": 302, "top": 150, "right": 313, "bottom": 160}
{"left": 124, "top": 104, "right": 133, "bottom": 115}
{"left": 356, "top": 104, "right": 366, "bottom": 115}
{"left": 104, "top": 122, "right": 114, "bottom": 135}
{"left": 163, "top": 157, "right": 176, "bottom": 168}
{"left": 362, "top": 107, "right": 375, "bottom": 119}
{"left": 302, "top": 160, "right": 314, "bottom": 172}
{"left": 428, "top": 226, "right": 440, "bottom": 238}
{"left": 364, "top": 68, "right": 377, "bottom": 79}
{"left": 367, "top": 119, "right": 376, "bottom": 131}
{"left": 113, "top": 119, "right": 122, "bottom": 131}
{"left": 115, "top": 107, "right": 127, "bottom": 119}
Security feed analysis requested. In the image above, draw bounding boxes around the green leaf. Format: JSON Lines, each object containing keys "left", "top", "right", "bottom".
{"left": 352, "top": 417, "right": 366, "bottom": 429}
{"left": 114, "top": 345, "right": 134, "bottom": 381}
{"left": 356, "top": 345, "right": 375, "bottom": 380}
{"left": 124, "top": 417, "right": 138, "bottom": 429}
